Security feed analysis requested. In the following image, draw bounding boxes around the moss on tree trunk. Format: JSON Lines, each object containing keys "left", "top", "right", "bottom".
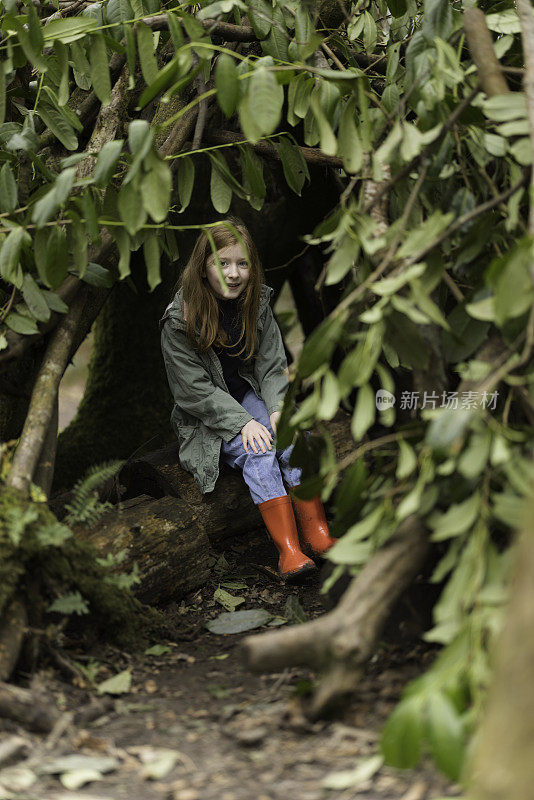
{"left": 53, "top": 255, "right": 176, "bottom": 492}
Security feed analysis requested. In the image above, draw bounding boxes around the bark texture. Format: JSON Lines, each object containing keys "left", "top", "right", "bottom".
{"left": 80, "top": 494, "right": 212, "bottom": 606}
{"left": 468, "top": 497, "right": 534, "bottom": 800}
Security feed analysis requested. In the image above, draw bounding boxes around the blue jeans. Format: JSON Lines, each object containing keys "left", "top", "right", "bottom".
{"left": 220, "top": 388, "right": 302, "bottom": 504}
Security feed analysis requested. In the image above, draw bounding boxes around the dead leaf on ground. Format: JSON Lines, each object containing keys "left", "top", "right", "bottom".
{"left": 321, "top": 754, "right": 383, "bottom": 790}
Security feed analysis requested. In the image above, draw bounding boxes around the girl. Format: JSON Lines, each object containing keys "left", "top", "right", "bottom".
{"left": 160, "top": 219, "right": 336, "bottom": 580}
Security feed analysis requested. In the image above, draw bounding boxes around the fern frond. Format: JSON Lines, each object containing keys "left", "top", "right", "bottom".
{"left": 64, "top": 460, "right": 123, "bottom": 526}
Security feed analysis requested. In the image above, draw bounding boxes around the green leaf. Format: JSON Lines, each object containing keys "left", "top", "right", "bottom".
{"left": 362, "top": 11, "right": 377, "bottom": 51}
{"left": 338, "top": 99, "right": 363, "bottom": 174}
{"left": 240, "top": 145, "right": 265, "bottom": 208}
{"left": 36, "top": 101, "right": 78, "bottom": 150}
{"left": 80, "top": 262, "right": 114, "bottom": 288}
{"left": 260, "top": 5, "right": 288, "bottom": 60}
{"left": 54, "top": 39, "right": 70, "bottom": 106}
{"left": 210, "top": 158, "right": 232, "bottom": 213}
{"left": 297, "top": 310, "right": 348, "bottom": 379}
{"left": 325, "top": 234, "right": 359, "bottom": 286}
{"left": 487, "top": 239, "right": 534, "bottom": 326}
{"left": 145, "top": 644, "right": 171, "bottom": 656}
{"left": 167, "top": 12, "right": 185, "bottom": 50}
{"left": 310, "top": 93, "right": 337, "bottom": 156}
{"left": 0, "top": 163, "right": 18, "bottom": 213}
{"left": 197, "top": 0, "right": 246, "bottom": 20}
{"left": 351, "top": 383, "right": 376, "bottom": 440}
{"left": 93, "top": 140, "right": 124, "bottom": 188}
{"left": 42, "top": 290, "right": 68, "bottom": 314}
{"left": 140, "top": 155, "right": 172, "bottom": 223}
{"left": 246, "top": 0, "right": 272, "bottom": 39}
{"left": 21, "top": 274, "right": 51, "bottom": 323}
{"left": 97, "top": 668, "right": 132, "bottom": 695}
{"left": 396, "top": 440, "right": 417, "bottom": 479}
{"left": 125, "top": 26, "right": 136, "bottom": 89}
{"left": 4, "top": 312, "right": 39, "bottom": 335}
{"left": 40, "top": 226, "right": 68, "bottom": 289}
{"left": 42, "top": 17, "right": 98, "bottom": 44}
{"left": 423, "top": 0, "right": 452, "bottom": 42}
{"left": 213, "top": 586, "right": 245, "bottom": 611}
{"left": 397, "top": 212, "right": 454, "bottom": 260}
{"left": 426, "top": 407, "right": 474, "bottom": 451}
{"left": 317, "top": 370, "right": 340, "bottom": 420}
{"left": 137, "top": 56, "right": 186, "bottom": 109}
{"left": 247, "top": 64, "right": 284, "bottom": 138}
{"left": 429, "top": 493, "right": 480, "bottom": 541}
{"left": 206, "top": 608, "right": 272, "bottom": 634}
{"left": 90, "top": 33, "right": 111, "bottom": 105}
{"left": 483, "top": 93, "right": 527, "bottom": 122}
{"left": 425, "top": 692, "right": 465, "bottom": 781}
{"left": 31, "top": 167, "right": 76, "bottom": 228}
{"left": 137, "top": 22, "right": 158, "bottom": 85}
{"left": 371, "top": 264, "right": 426, "bottom": 296}
{"left": 486, "top": 10, "right": 521, "bottom": 35}
{"left": 381, "top": 696, "right": 424, "bottom": 769}
{"left": 114, "top": 227, "right": 131, "bottom": 280}
{"left": 0, "top": 227, "right": 29, "bottom": 286}
{"left": 277, "top": 136, "right": 309, "bottom": 195}
{"left": 177, "top": 156, "right": 195, "bottom": 212}
{"left": 118, "top": 181, "right": 147, "bottom": 235}
{"left": 144, "top": 234, "right": 161, "bottom": 291}
{"left": 215, "top": 54, "right": 239, "bottom": 117}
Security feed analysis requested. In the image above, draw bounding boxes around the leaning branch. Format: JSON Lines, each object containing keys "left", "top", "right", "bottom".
{"left": 6, "top": 291, "right": 86, "bottom": 495}
{"left": 463, "top": 8, "right": 510, "bottom": 97}
{"left": 142, "top": 14, "right": 256, "bottom": 41}
{"left": 243, "top": 517, "right": 429, "bottom": 718}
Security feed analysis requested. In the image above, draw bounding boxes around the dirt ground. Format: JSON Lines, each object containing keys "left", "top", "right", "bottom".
{"left": 0, "top": 532, "right": 461, "bottom": 800}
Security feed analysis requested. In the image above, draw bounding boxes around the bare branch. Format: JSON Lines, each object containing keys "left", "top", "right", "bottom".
{"left": 204, "top": 129, "right": 346, "bottom": 169}
{"left": 6, "top": 291, "right": 87, "bottom": 494}
{"left": 142, "top": 14, "right": 256, "bottom": 41}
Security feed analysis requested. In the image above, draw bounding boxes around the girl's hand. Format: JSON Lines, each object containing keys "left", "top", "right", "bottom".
{"left": 270, "top": 411, "right": 281, "bottom": 434}
{"left": 241, "top": 419, "right": 273, "bottom": 454}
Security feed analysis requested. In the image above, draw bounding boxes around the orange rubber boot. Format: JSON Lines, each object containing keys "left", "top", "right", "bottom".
{"left": 291, "top": 493, "right": 337, "bottom": 557}
{"left": 257, "top": 496, "right": 316, "bottom": 580}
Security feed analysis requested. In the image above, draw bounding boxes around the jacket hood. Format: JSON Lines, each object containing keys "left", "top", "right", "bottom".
{"left": 159, "top": 284, "right": 274, "bottom": 332}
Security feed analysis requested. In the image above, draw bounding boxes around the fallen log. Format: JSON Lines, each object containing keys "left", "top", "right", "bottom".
{"left": 242, "top": 516, "right": 429, "bottom": 718}
{"left": 0, "top": 682, "right": 60, "bottom": 732}
{"left": 80, "top": 495, "right": 212, "bottom": 606}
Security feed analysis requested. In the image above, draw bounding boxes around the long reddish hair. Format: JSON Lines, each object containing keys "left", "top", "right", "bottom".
{"left": 180, "top": 219, "right": 264, "bottom": 360}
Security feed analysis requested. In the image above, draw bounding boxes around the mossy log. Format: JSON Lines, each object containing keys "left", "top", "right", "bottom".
{"left": 80, "top": 495, "right": 212, "bottom": 606}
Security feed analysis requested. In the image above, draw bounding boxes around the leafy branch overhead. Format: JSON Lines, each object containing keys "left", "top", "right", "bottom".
{"left": 1, "top": 0, "right": 534, "bottom": 784}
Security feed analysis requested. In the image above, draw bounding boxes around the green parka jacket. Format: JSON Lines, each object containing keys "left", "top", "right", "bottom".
{"left": 160, "top": 284, "right": 288, "bottom": 494}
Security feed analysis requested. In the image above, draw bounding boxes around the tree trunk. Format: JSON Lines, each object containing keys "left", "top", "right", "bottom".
{"left": 468, "top": 497, "right": 534, "bottom": 800}
{"left": 53, "top": 255, "right": 176, "bottom": 492}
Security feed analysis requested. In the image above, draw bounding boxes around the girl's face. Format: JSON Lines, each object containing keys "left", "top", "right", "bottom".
{"left": 205, "top": 243, "right": 250, "bottom": 300}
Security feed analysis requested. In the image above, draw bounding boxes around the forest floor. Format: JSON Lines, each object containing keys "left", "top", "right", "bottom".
{"left": 1, "top": 532, "right": 461, "bottom": 800}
